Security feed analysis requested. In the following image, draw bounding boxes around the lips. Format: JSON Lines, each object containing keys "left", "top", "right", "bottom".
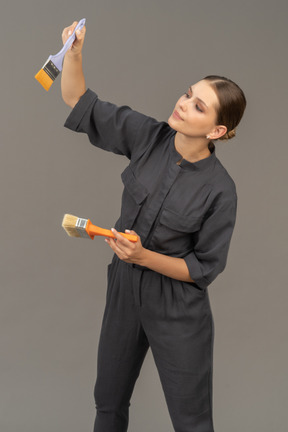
{"left": 172, "top": 110, "right": 183, "bottom": 120}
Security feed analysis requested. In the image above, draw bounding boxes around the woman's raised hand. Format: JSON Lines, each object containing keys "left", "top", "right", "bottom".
{"left": 62, "top": 21, "right": 86, "bottom": 56}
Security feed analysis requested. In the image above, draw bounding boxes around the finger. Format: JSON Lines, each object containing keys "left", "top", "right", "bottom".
{"left": 71, "top": 25, "right": 86, "bottom": 52}
{"left": 105, "top": 237, "right": 117, "bottom": 251}
{"left": 125, "top": 230, "right": 140, "bottom": 245}
{"left": 111, "top": 228, "right": 132, "bottom": 246}
{"left": 111, "top": 230, "right": 135, "bottom": 256}
{"left": 62, "top": 21, "right": 78, "bottom": 44}
{"left": 75, "top": 25, "right": 86, "bottom": 41}
{"left": 106, "top": 236, "right": 124, "bottom": 250}
{"left": 125, "top": 229, "right": 138, "bottom": 237}
{"left": 68, "top": 21, "right": 78, "bottom": 34}
{"left": 105, "top": 237, "right": 127, "bottom": 259}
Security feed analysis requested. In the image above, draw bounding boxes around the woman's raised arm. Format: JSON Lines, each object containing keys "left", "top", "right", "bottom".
{"left": 61, "top": 21, "right": 87, "bottom": 108}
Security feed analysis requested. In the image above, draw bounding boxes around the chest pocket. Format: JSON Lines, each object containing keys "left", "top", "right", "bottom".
{"left": 119, "top": 165, "right": 149, "bottom": 229}
{"left": 150, "top": 208, "right": 203, "bottom": 254}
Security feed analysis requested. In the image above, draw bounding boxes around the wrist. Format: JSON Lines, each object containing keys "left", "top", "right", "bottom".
{"left": 64, "top": 50, "right": 83, "bottom": 62}
{"left": 137, "top": 248, "right": 150, "bottom": 267}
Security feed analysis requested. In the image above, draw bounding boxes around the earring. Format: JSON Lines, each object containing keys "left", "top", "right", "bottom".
{"left": 206, "top": 135, "right": 210, "bottom": 139}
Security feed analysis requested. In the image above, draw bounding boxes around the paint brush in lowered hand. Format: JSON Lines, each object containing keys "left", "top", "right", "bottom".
{"left": 62, "top": 214, "right": 138, "bottom": 242}
{"left": 35, "top": 18, "right": 86, "bottom": 91}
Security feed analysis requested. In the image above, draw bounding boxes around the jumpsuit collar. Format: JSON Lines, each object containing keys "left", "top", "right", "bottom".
{"left": 170, "top": 132, "right": 216, "bottom": 171}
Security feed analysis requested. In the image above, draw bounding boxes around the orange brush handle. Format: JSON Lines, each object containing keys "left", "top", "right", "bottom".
{"left": 86, "top": 220, "right": 138, "bottom": 242}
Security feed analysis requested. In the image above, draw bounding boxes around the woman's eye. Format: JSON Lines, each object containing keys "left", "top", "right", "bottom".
{"left": 184, "top": 92, "right": 190, "bottom": 98}
{"left": 196, "top": 104, "right": 203, "bottom": 113}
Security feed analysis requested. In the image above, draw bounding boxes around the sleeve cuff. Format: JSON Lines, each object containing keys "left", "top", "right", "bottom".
{"left": 64, "top": 89, "right": 98, "bottom": 132}
{"left": 184, "top": 253, "right": 210, "bottom": 290}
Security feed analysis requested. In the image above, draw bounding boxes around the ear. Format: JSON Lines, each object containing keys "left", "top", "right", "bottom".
{"left": 209, "top": 125, "right": 227, "bottom": 140}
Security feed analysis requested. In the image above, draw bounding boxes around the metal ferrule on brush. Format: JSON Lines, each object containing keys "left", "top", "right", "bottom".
{"left": 43, "top": 60, "right": 60, "bottom": 82}
{"left": 75, "top": 218, "right": 91, "bottom": 239}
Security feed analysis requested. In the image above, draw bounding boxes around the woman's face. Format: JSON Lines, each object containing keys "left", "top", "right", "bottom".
{"left": 168, "top": 80, "right": 221, "bottom": 139}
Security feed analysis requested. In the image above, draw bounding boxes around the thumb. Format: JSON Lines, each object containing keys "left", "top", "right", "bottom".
{"left": 125, "top": 229, "right": 138, "bottom": 236}
{"left": 75, "top": 26, "right": 86, "bottom": 43}
{"left": 69, "top": 25, "right": 86, "bottom": 53}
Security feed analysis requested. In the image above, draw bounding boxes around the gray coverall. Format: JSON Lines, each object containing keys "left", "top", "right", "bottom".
{"left": 64, "top": 89, "right": 237, "bottom": 432}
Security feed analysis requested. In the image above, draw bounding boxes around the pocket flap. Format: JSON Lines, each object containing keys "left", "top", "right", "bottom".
{"left": 160, "top": 208, "right": 202, "bottom": 233}
{"left": 121, "top": 166, "right": 149, "bottom": 204}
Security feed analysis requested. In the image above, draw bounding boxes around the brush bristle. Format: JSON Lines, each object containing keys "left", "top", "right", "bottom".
{"left": 35, "top": 69, "right": 53, "bottom": 91}
{"left": 62, "top": 214, "right": 80, "bottom": 237}
{"left": 62, "top": 214, "right": 91, "bottom": 239}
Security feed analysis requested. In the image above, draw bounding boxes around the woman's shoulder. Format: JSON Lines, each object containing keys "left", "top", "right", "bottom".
{"left": 211, "top": 156, "right": 237, "bottom": 200}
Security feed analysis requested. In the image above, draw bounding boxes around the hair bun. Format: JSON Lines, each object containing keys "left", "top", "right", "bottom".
{"left": 219, "top": 129, "right": 236, "bottom": 140}
{"left": 228, "top": 129, "right": 236, "bottom": 139}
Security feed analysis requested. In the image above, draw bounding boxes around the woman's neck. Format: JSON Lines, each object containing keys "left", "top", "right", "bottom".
{"left": 174, "top": 132, "right": 211, "bottom": 163}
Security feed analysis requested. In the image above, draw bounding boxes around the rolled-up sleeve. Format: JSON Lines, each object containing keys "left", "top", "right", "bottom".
{"left": 184, "top": 195, "right": 237, "bottom": 289}
{"left": 64, "top": 89, "right": 160, "bottom": 160}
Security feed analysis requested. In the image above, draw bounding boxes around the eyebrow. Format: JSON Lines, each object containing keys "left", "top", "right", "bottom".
{"left": 189, "top": 86, "right": 208, "bottom": 108}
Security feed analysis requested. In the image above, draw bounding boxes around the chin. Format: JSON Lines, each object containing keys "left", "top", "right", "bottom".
{"left": 168, "top": 115, "right": 178, "bottom": 131}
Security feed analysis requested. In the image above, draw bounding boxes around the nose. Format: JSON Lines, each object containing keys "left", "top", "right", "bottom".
{"left": 179, "top": 97, "right": 188, "bottom": 112}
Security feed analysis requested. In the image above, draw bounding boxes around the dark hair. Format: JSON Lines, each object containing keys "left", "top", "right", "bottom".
{"left": 203, "top": 75, "right": 247, "bottom": 140}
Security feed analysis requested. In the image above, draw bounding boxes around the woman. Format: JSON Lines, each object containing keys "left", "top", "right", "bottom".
{"left": 61, "top": 22, "right": 246, "bottom": 432}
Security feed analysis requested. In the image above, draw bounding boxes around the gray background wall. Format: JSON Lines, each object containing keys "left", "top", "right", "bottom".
{"left": 1, "top": 0, "right": 287, "bottom": 431}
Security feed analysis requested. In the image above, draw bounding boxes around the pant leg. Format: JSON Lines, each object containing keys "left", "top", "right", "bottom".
{"left": 140, "top": 271, "right": 215, "bottom": 432}
{"left": 93, "top": 258, "right": 149, "bottom": 432}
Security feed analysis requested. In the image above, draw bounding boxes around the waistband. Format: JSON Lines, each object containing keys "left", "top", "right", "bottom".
{"left": 111, "top": 255, "right": 151, "bottom": 272}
